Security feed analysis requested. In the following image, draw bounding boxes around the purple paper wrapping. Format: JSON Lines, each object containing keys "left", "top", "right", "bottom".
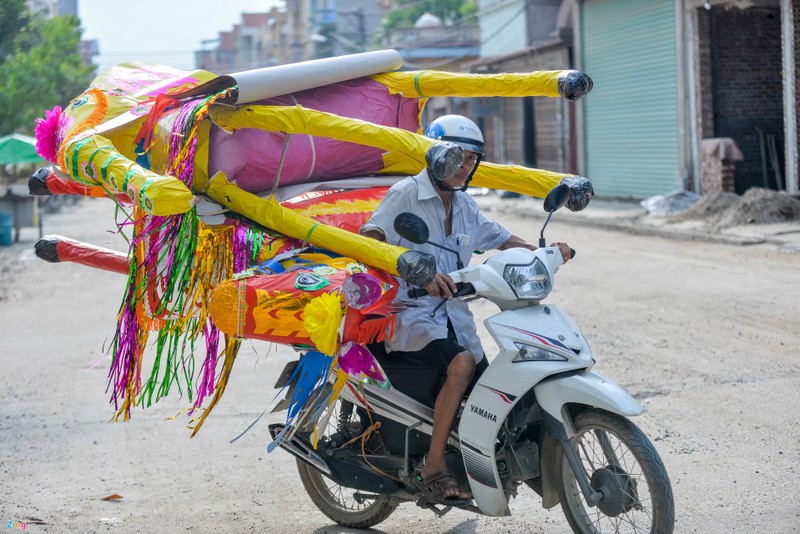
{"left": 208, "top": 77, "right": 421, "bottom": 193}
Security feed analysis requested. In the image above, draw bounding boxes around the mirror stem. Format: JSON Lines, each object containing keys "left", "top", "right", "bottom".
{"left": 539, "top": 211, "right": 555, "bottom": 248}
{"left": 425, "top": 241, "right": 463, "bottom": 270}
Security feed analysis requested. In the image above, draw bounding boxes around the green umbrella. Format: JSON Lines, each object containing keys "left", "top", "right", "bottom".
{"left": 0, "top": 133, "right": 46, "bottom": 165}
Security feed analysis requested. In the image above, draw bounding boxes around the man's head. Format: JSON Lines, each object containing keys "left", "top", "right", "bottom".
{"left": 424, "top": 115, "right": 485, "bottom": 192}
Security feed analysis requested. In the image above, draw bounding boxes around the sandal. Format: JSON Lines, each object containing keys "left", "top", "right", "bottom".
{"left": 420, "top": 470, "right": 473, "bottom": 505}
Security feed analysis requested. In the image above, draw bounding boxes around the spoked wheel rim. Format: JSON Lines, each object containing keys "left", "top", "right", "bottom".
{"left": 307, "top": 399, "right": 379, "bottom": 512}
{"left": 561, "top": 422, "right": 657, "bottom": 533}
{"left": 305, "top": 467, "right": 383, "bottom": 514}
{"left": 296, "top": 398, "right": 396, "bottom": 528}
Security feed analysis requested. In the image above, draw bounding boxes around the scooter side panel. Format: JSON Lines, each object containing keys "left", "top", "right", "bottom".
{"left": 459, "top": 305, "right": 594, "bottom": 515}
{"left": 486, "top": 304, "right": 591, "bottom": 359}
{"left": 339, "top": 383, "right": 436, "bottom": 434}
{"left": 459, "top": 380, "right": 516, "bottom": 516}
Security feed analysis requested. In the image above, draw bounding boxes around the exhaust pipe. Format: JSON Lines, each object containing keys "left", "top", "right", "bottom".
{"left": 268, "top": 423, "right": 332, "bottom": 475}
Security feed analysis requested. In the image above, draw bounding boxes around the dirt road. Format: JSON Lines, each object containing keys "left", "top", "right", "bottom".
{"left": 2, "top": 198, "right": 799, "bottom": 533}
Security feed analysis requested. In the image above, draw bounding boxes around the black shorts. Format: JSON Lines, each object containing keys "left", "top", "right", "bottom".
{"left": 392, "top": 326, "right": 467, "bottom": 370}
{"left": 368, "top": 322, "right": 488, "bottom": 378}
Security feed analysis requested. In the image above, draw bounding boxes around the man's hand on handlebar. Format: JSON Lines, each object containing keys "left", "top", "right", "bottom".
{"left": 551, "top": 242, "right": 574, "bottom": 264}
{"left": 424, "top": 272, "right": 458, "bottom": 300}
{"left": 500, "top": 236, "right": 574, "bottom": 262}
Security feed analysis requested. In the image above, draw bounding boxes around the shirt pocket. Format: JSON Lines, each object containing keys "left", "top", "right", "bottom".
{"left": 450, "top": 233, "right": 473, "bottom": 266}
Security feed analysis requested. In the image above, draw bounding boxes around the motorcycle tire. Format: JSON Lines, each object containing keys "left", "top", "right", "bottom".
{"left": 555, "top": 409, "right": 675, "bottom": 534}
{"left": 296, "top": 460, "right": 397, "bottom": 528}
{"left": 295, "top": 398, "right": 396, "bottom": 528}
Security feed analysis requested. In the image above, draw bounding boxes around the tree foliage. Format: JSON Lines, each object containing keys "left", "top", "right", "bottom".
{"left": 0, "top": 6, "right": 95, "bottom": 135}
{"left": 0, "top": 0, "right": 29, "bottom": 63}
{"left": 380, "top": 0, "right": 478, "bottom": 33}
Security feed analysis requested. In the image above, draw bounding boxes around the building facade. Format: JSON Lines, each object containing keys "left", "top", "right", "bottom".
{"left": 197, "top": 6, "right": 291, "bottom": 74}
{"left": 691, "top": 0, "right": 797, "bottom": 194}
{"left": 576, "top": 0, "right": 798, "bottom": 198}
{"left": 189, "top": 0, "right": 799, "bottom": 197}
{"left": 469, "top": 0, "right": 578, "bottom": 173}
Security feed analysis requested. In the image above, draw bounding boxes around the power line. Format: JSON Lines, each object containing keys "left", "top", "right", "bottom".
{"left": 96, "top": 51, "right": 196, "bottom": 56}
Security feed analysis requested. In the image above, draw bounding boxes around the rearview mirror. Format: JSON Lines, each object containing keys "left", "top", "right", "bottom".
{"left": 425, "top": 141, "right": 463, "bottom": 184}
{"left": 394, "top": 212, "right": 429, "bottom": 244}
{"left": 543, "top": 183, "right": 570, "bottom": 213}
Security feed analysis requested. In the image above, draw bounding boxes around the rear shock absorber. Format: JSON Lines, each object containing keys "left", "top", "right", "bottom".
{"left": 335, "top": 400, "right": 356, "bottom": 444}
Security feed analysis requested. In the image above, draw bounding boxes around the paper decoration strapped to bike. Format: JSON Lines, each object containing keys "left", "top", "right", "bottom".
{"left": 31, "top": 49, "right": 592, "bottom": 435}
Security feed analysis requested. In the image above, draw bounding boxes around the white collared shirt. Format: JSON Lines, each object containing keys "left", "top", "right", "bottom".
{"left": 361, "top": 168, "right": 511, "bottom": 361}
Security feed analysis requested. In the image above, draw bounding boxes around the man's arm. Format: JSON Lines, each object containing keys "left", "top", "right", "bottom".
{"left": 364, "top": 220, "right": 456, "bottom": 298}
{"left": 498, "top": 234, "right": 537, "bottom": 251}
{"left": 499, "top": 234, "right": 572, "bottom": 263}
{"left": 361, "top": 229, "right": 386, "bottom": 242}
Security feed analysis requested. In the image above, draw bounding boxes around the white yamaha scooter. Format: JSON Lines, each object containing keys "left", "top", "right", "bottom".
{"left": 269, "top": 184, "right": 674, "bottom": 533}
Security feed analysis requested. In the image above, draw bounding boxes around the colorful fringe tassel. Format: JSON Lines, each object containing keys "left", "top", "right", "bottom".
{"left": 108, "top": 90, "right": 262, "bottom": 433}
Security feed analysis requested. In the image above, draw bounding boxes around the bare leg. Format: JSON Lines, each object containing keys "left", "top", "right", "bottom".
{"left": 421, "top": 351, "right": 475, "bottom": 499}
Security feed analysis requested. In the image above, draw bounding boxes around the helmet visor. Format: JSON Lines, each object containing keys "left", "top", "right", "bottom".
{"left": 444, "top": 136, "right": 485, "bottom": 155}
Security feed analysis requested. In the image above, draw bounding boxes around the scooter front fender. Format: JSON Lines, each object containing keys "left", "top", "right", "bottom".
{"left": 460, "top": 367, "right": 642, "bottom": 516}
{"left": 534, "top": 371, "right": 643, "bottom": 438}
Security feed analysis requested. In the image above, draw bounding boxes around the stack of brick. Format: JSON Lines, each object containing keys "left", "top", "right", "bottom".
{"left": 700, "top": 137, "right": 743, "bottom": 194}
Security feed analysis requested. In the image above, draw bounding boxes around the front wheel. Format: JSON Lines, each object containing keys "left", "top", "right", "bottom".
{"left": 556, "top": 409, "right": 674, "bottom": 534}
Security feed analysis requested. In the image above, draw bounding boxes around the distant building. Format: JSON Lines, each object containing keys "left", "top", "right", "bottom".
{"left": 27, "top": 0, "right": 76, "bottom": 17}
{"left": 468, "top": 0, "right": 576, "bottom": 174}
{"left": 308, "top": 0, "right": 389, "bottom": 58}
{"left": 78, "top": 39, "right": 99, "bottom": 67}
{"left": 197, "top": 0, "right": 392, "bottom": 71}
{"left": 30, "top": 0, "right": 97, "bottom": 69}
{"left": 381, "top": 10, "right": 480, "bottom": 71}
{"left": 197, "top": 6, "right": 291, "bottom": 73}
{"left": 576, "top": 0, "right": 798, "bottom": 198}
{"left": 380, "top": 8, "right": 480, "bottom": 128}
{"left": 285, "top": 0, "right": 313, "bottom": 63}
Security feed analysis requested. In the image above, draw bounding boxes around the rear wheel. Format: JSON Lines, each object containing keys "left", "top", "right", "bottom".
{"left": 556, "top": 409, "right": 674, "bottom": 534}
{"left": 295, "top": 399, "right": 397, "bottom": 528}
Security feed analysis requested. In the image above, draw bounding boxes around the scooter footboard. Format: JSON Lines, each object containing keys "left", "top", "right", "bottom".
{"left": 534, "top": 371, "right": 643, "bottom": 438}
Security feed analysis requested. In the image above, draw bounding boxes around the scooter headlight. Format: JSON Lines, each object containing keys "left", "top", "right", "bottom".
{"left": 503, "top": 258, "right": 551, "bottom": 300}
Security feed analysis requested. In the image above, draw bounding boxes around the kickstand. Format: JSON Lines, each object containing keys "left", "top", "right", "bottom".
{"left": 419, "top": 501, "right": 485, "bottom": 517}
{"left": 420, "top": 502, "right": 453, "bottom": 517}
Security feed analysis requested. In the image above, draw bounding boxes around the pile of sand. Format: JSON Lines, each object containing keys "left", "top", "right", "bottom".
{"left": 667, "top": 188, "right": 800, "bottom": 231}
{"left": 667, "top": 190, "right": 738, "bottom": 223}
{"left": 710, "top": 188, "right": 800, "bottom": 230}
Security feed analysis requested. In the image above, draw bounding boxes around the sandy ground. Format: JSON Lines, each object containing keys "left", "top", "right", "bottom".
{"left": 1, "top": 197, "right": 799, "bottom": 533}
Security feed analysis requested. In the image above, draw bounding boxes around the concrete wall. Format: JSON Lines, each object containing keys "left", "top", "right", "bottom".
{"left": 475, "top": 46, "right": 573, "bottom": 172}
{"left": 479, "top": 0, "right": 528, "bottom": 58}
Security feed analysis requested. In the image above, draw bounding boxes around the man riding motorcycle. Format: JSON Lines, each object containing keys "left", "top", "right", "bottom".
{"left": 360, "top": 114, "right": 579, "bottom": 504}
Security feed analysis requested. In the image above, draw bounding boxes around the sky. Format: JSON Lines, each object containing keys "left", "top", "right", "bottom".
{"left": 78, "top": 0, "right": 283, "bottom": 73}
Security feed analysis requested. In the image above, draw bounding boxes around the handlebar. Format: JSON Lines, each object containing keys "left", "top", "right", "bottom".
{"left": 407, "top": 286, "right": 429, "bottom": 299}
{"left": 407, "top": 282, "right": 475, "bottom": 299}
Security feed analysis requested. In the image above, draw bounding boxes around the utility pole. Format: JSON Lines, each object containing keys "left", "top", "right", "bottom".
{"left": 356, "top": 7, "right": 366, "bottom": 48}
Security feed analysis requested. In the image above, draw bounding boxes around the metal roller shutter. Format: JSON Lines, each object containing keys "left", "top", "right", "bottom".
{"left": 581, "top": 0, "right": 680, "bottom": 198}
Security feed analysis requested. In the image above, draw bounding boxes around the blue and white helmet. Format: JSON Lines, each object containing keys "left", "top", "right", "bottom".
{"left": 423, "top": 115, "right": 485, "bottom": 155}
